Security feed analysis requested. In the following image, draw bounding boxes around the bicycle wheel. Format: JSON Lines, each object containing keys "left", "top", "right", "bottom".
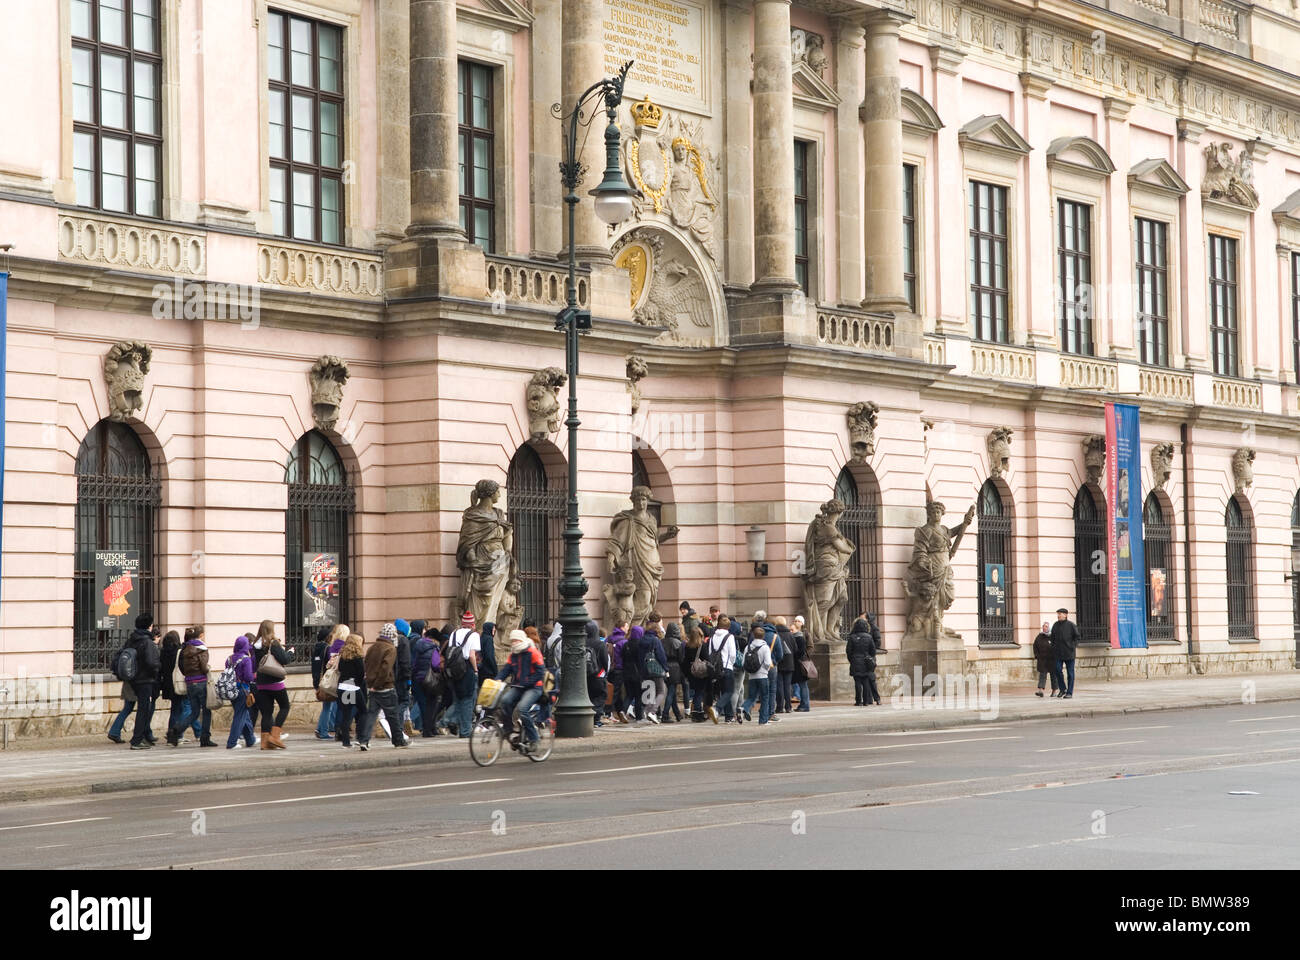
{"left": 469, "top": 718, "right": 504, "bottom": 767}
{"left": 525, "top": 712, "right": 553, "bottom": 762}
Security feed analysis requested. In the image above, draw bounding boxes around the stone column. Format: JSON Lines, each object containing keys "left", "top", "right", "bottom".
{"left": 860, "top": 9, "right": 909, "bottom": 313}
{"left": 407, "top": 0, "right": 462, "bottom": 239}
{"left": 833, "top": 19, "right": 865, "bottom": 306}
{"left": 929, "top": 45, "right": 965, "bottom": 336}
{"left": 562, "top": 0, "right": 611, "bottom": 263}
{"left": 530, "top": 0, "right": 563, "bottom": 258}
{"left": 1020, "top": 72, "right": 1055, "bottom": 348}
{"left": 1176, "top": 119, "right": 1209, "bottom": 370}
{"left": 723, "top": 0, "right": 754, "bottom": 292}
{"left": 1103, "top": 98, "right": 1134, "bottom": 359}
{"left": 751, "top": 0, "right": 797, "bottom": 292}
{"left": 374, "top": 0, "right": 410, "bottom": 246}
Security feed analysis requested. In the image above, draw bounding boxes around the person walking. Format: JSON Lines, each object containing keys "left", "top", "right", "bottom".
{"left": 847, "top": 618, "right": 879, "bottom": 706}
{"left": 606, "top": 624, "right": 626, "bottom": 722}
{"left": 411, "top": 626, "right": 440, "bottom": 737}
{"left": 727, "top": 617, "right": 745, "bottom": 721}
{"left": 446, "top": 612, "right": 481, "bottom": 738}
{"left": 125, "top": 613, "right": 161, "bottom": 750}
{"left": 360, "top": 623, "right": 408, "bottom": 750}
{"left": 255, "top": 631, "right": 292, "bottom": 749}
{"left": 660, "top": 622, "right": 684, "bottom": 722}
{"left": 225, "top": 635, "right": 257, "bottom": 749}
{"left": 156, "top": 629, "right": 198, "bottom": 743}
{"left": 641, "top": 622, "right": 668, "bottom": 724}
{"left": 757, "top": 615, "right": 783, "bottom": 723}
{"left": 773, "top": 616, "right": 795, "bottom": 714}
{"left": 168, "top": 626, "right": 216, "bottom": 747}
{"left": 336, "top": 632, "right": 367, "bottom": 748}
{"left": 1032, "top": 621, "right": 1057, "bottom": 698}
{"left": 739, "top": 626, "right": 774, "bottom": 725}
{"left": 683, "top": 626, "right": 707, "bottom": 722}
{"left": 247, "top": 620, "right": 279, "bottom": 737}
{"left": 584, "top": 620, "right": 609, "bottom": 727}
{"left": 790, "top": 618, "right": 811, "bottom": 712}
{"left": 393, "top": 618, "right": 416, "bottom": 739}
{"left": 1050, "top": 608, "right": 1080, "bottom": 698}
{"left": 621, "top": 624, "right": 643, "bottom": 722}
{"left": 707, "top": 617, "right": 736, "bottom": 723}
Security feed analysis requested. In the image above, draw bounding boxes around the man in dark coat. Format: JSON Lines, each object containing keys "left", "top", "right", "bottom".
{"left": 1049, "top": 608, "right": 1080, "bottom": 699}
{"left": 1032, "top": 621, "right": 1056, "bottom": 697}
{"left": 127, "top": 612, "right": 162, "bottom": 749}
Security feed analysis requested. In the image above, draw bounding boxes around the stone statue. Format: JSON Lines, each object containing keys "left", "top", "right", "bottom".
{"left": 526, "top": 368, "right": 566, "bottom": 442}
{"left": 104, "top": 341, "right": 152, "bottom": 422}
{"left": 790, "top": 28, "right": 828, "bottom": 75}
{"left": 800, "top": 499, "right": 855, "bottom": 646}
{"left": 847, "top": 402, "right": 880, "bottom": 463}
{"left": 1151, "top": 442, "right": 1175, "bottom": 490}
{"left": 455, "top": 480, "right": 521, "bottom": 632}
{"left": 605, "top": 485, "right": 679, "bottom": 626}
{"left": 1083, "top": 435, "right": 1106, "bottom": 484}
{"left": 602, "top": 563, "right": 637, "bottom": 629}
{"left": 1232, "top": 447, "right": 1255, "bottom": 492}
{"left": 639, "top": 259, "right": 710, "bottom": 330}
{"left": 987, "top": 427, "right": 1013, "bottom": 478}
{"left": 902, "top": 501, "right": 976, "bottom": 641}
{"left": 1202, "top": 141, "right": 1259, "bottom": 208}
{"left": 493, "top": 575, "right": 523, "bottom": 664}
{"left": 626, "top": 355, "right": 648, "bottom": 414}
{"left": 309, "top": 355, "right": 350, "bottom": 432}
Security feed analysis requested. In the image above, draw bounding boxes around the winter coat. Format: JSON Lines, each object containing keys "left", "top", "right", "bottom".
{"left": 1050, "top": 619, "right": 1080, "bottom": 660}
{"left": 364, "top": 638, "right": 397, "bottom": 691}
{"left": 866, "top": 613, "right": 882, "bottom": 653}
{"left": 159, "top": 640, "right": 184, "bottom": 700}
{"left": 775, "top": 625, "right": 795, "bottom": 673}
{"left": 623, "top": 627, "right": 643, "bottom": 680}
{"left": 255, "top": 642, "right": 291, "bottom": 692}
{"left": 394, "top": 634, "right": 413, "bottom": 692}
{"left": 227, "top": 636, "right": 256, "bottom": 686}
{"left": 791, "top": 631, "right": 809, "bottom": 681}
{"left": 1032, "top": 632, "right": 1055, "bottom": 673}
{"left": 179, "top": 638, "right": 209, "bottom": 683}
{"left": 412, "top": 637, "right": 436, "bottom": 682}
{"left": 641, "top": 631, "right": 668, "bottom": 678}
{"left": 478, "top": 624, "right": 499, "bottom": 681}
{"left": 129, "top": 628, "right": 161, "bottom": 686}
{"left": 608, "top": 628, "right": 626, "bottom": 672}
{"left": 663, "top": 623, "right": 684, "bottom": 683}
{"left": 846, "top": 619, "right": 876, "bottom": 677}
{"left": 338, "top": 653, "right": 366, "bottom": 711}
{"left": 498, "top": 645, "right": 546, "bottom": 689}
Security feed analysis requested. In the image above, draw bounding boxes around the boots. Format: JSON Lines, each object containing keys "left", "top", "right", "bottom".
{"left": 403, "top": 719, "right": 416, "bottom": 738}
{"left": 268, "top": 726, "right": 287, "bottom": 749}
{"left": 260, "top": 730, "right": 274, "bottom": 750}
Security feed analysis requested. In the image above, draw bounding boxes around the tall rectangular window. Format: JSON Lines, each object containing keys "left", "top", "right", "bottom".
{"left": 1058, "top": 199, "right": 1094, "bottom": 355}
{"left": 71, "top": 0, "right": 162, "bottom": 217}
{"left": 458, "top": 60, "right": 495, "bottom": 253}
{"left": 903, "top": 163, "right": 917, "bottom": 312}
{"left": 1135, "top": 217, "right": 1170, "bottom": 367}
{"left": 969, "top": 180, "right": 1009, "bottom": 343}
{"left": 1209, "top": 234, "right": 1239, "bottom": 378}
{"left": 1291, "top": 252, "right": 1299, "bottom": 384}
{"left": 268, "top": 10, "right": 344, "bottom": 244}
{"left": 793, "top": 139, "right": 811, "bottom": 295}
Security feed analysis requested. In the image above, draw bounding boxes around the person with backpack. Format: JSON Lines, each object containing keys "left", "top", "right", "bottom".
{"left": 739, "top": 625, "right": 774, "bottom": 725}
{"left": 118, "top": 612, "right": 161, "bottom": 750}
{"left": 446, "top": 611, "right": 481, "bottom": 738}
{"left": 606, "top": 624, "right": 627, "bottom": 722}
{"left": 659, "top": 622, "right": 685, "bottom": 723}
{"left": 728, "top": 617, "right": 746, "bottom": 721}
{"left": 683, "top": 625, "right": 707, "bottom": 722}
{"left": 165, "top": 626, "right": 215, "bottom": 747}
{"left": 641, "top": 621, "right": 668, "bottom": 724}
{"left": 311, "top": 625, "right": 337, "bottom": 741}
{"left": 846, "top": 618, "right": 879, "bottom": 706}
{"left": 255, "top": 631, "right": 293, "bottom": 749}
{"left": 391, "top": 618, "right": 415, "bottom": 739}
{"left": 621, "top": 624, "right": 644, "bottom": 722}
{"left": 412, "top": 625, "right": 440, "bottom": 737}
{"left": 155, "top": 629, "right": 199, "bottom": 744}
{"left": 706, "top": 616, "right": 736, "bottom": 723}
{"left": 223, "top": 635, "right": 257, "bottom": 749}
{"left": 336, "top": 632, "right": 367, "bottom": 748}
{"left": 773, "top": 616, "right": 796, "bottom": 714}
{"left": 790, "top": 617, "right": 811, "bottom": 712}
{"left": 543, "top": 621, "right": 563, "bottom": 676}
{"left": 106, "top": 678, "right": 139, "bottom": 745}
{"left": 756, "top": 614, "right": 783, "bottom": 724}
{"left": 584, "top": 620, "right": 609, "bottom": 727}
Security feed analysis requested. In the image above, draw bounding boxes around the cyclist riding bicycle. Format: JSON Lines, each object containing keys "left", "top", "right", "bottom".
{"left": 496, "top": 628, "right": 547, "bottom": 750}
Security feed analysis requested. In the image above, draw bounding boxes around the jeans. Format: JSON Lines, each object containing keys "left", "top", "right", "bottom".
{"left": 762, "top": 669, "right": 776, "bottom": 717}
{"left": 337, "top": 690, "right": 366, "bottom": 745}
{"left": 227, "top": 689, "right": 255, "bottom": 747}
{"left": 650, "top": 676, "right": 667, "bottom": 714}
{"left": 451, "top": 668, "right": 477, "bottom": 737}
{"left": 108, "top": 698, "right": 136, "bottom": 740}
{"left": 129, "top": 683, "right": 156, "bottom": 746}
{"left": 742, "top": 677, "right": 771, "bottom": 723}
{"left": 1053, "top": 658, "right": 1076, "bottom": 696}
{"left": 689, "top": 676, "right": 707, "bottom": 714}
{"left": 715, "top": 671, "right": 735, "bottom": 719}
{"left": 315, "top": 699, "right": 338, "bottom": 738}
{"left": 362, "top": 687, "right": 404, "bottom": 746}
{"left": 498, "top": 685, "right": 544, "bottom": 743}
{"left": 794, "top": 680, "right": 810, "bottom": 710}
{"left": 255, "top": 689, "right": 291, "bottom": 732}
{"left": 178, "top": 682, "right": 212, "bottom": 742}
{"left": 777, "top": 672, "right": 793, "bottom": 712}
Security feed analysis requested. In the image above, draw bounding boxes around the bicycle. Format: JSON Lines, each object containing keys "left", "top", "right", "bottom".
{"left": 468, "top": 681, "right": 554, "bottom": 766}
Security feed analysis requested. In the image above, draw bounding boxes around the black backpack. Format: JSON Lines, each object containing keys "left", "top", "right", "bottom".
{"left": 707, "top": 637, "right": 728, "bottom": 679}
{"left": 743, "top": 643, "right": 762, "bottom": 674}
{"left": 112, "top": 642, "right": 139, "bottom": 682}
{"left": 445, "top": 631, "right": 469, "bottom": 682}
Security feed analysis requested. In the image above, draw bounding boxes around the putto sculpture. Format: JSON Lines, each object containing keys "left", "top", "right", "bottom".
{"left": 801, "top": 499, "right": 855, "bottom": 647}
{"left": 309, "top": 355, "right": 350, "bottom": 432}
{"left": 1232, "top": 447, "right": 1256, "bottom": 493}
{"left": 847, "top": 401, "right": 880, "bottom": 463}
{"left": 986, "top": 427, "right": 1013, "bottom": 478}
{"left": 902, "top": 500, "right": 976, "bottom": 641}
{"left": 526, "top": 367, "right": 567, "bottom": 441}
{"left": 606, "top": 486, "right": 679, "bottom": 626}
{"left": 104, "top": 341, "right": 152, "bottom": 422}
{"left": 1083, "top": 435, "right": 1107, "bottom": 484}
{"left": 1150, "top": 441, "right": 1175, "bottom": 490}
{"left": 454, "top": 480, "right": 521, "bottom": 633}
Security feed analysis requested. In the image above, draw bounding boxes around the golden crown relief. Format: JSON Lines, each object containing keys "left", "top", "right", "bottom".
{"left": 630, "top": 97, "right": 662, "bottom": 129}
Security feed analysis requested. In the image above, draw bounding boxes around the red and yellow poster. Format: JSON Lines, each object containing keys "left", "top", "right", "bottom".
{"left": 95, "top": 551, "right": 140, "bottom": 629}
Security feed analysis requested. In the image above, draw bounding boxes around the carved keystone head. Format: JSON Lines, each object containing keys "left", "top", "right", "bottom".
{"left": 626, "top": 354, "right": 648, "bottom": 414}
{"left": 1150, "top": 441, "right": 1175, "bottom": 489}
{"left": 1232, "top": 447, "right": 1255, "bottom": 492}
{"left": 526, "top": 367, "right": 567, "bottom": 441}
{"left": 104, "top": 341, "right": 153, "bottom": 422}
{"left": 309, "top": 356, "right": 350, "bottom": 431}
{"left": 1083, "top": 435, "right": 1107, "bottom": 484}
{"left": 986, "top": 427, "right": 1013, "bottom": 478}
{"left": 847, "top": 401, "right": 880, "bottom": 463}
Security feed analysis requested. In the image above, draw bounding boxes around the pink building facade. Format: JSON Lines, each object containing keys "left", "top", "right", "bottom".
{"left": 3, "top": 0, "right": 1300, "bottom": 730}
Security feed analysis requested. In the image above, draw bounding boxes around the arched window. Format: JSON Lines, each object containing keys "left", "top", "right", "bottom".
{"left": 632, "top": 449, "right": 662, "bottom": 528}
{"left": 1225, "top": 495, "right": 1255, "bottom": 639}
{"left": 835, "top": 465, "right": 881, "bottom": 642}
{"left": 508, "top": 444, "right": 564, "bottom": 625}
{"left": 74, "top": 420, "right": 161, "bottom": 671}
{"left": 1073, "top": 484, "right": 1109, "bottom": 645}
{"left": 1143, "top": 493, "right": 1176, "bottom": 642}
{"left": 976, "top": 480, "right": 1014, "bottom": 646}
{"left": 1291, "top": 493, "right": 1300, "bottom": 652}
{"left": 285, "top": 431, "right": 354, "bottom": 661}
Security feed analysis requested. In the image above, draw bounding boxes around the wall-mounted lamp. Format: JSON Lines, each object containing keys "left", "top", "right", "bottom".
{"left": 746, "top": 525, "right": 767, "bottom": 577}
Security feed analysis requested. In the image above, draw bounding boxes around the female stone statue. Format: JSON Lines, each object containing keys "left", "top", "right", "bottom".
{"left": 801, "top": 499, "right": 855, "bottom": 646}
{"left": 455, "top": 480, "right": 519, "bottom": 629}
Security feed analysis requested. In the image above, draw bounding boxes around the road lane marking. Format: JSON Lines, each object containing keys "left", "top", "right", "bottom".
{"left": 172, "top": 778, "right": 509, "bottom": 811}
{"left": 1037, "top": 740, "right": 1145, "bottom": 752}
{"left": 121, "top": 833, "right": 174, "bottom": 840}
{"left": 555, "top": 754, "right": 802, "bottom": 776}
{"left": 1056, "top": 725, "right": 1170, "bottom": 736}
{"left": 850, "top": 760, "right": 915, "bottom": 769}
{"left": 0, "top": 817, "right": 110, "bottom": 832}
{"left": 1244, "top": 727, "right": 1300, "bottom": 735}
{"left": 1230, "top": 714, "right": 1300, "bottom": 723}
{"left": 880, "top": 726, "right": 1010, "bottom": 736}
{"left": 838, "top": 736, "right": 1022, "bottom": 752}
{"left": 462, "top": 790, "right": 602, "bottom": 805}
{"left": 659, "top": 740, "right": 761, "bottom": 751}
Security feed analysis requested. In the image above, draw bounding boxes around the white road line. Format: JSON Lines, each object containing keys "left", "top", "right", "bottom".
{"left": 34, "top": 844, "right": 69, "bottom": 849}
{"left": 1244, "top": 727, "right": 1300, "bottom": 735}
{"left": 1230, "top": 714, "right": 1300, "bottom": 723}
{"left": 0, "top": 817, "right": 110, "bottom": 832}
{"left": 172, "top": 778, "right": 510, "bottom": 811}
{"left": 851, "top": 760, "right": 916, "bottom": 769}
{"left": 880, "top": 725, "right": 1010, "bottom": 736}
{"left": 659, "top": 740, "right": 761, "bottom": 751}
{"left": 555, "top": 754, "right": 802, "bottom": 776}
{"left": 462, "top": 790, "right": 602, "bottom": 806}
{"left": 121, "top": 833, "right": 175, "bottom": 840}
{"left": 1057, "top": 725, "right": 1170, "bottom": 736}
{"left": 838, "top": 736, "right": 1022, "bottom": 752}
{"left": 1037, "top": 739, "right": 1145, "bottom": 752}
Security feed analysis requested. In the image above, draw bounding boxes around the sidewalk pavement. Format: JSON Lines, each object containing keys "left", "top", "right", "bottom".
{"left": 1, "top": 671, "right": 1297, "bottom": 804}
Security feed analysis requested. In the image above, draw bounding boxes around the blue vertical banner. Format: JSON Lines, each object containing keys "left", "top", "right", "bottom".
{"left": 1105, "top": 401, "right": 1147, "bottom": 649}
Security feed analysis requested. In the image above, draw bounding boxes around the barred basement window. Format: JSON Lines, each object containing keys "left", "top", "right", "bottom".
{"left": 508, "top": 444, "right": 564, "bottom": 626}
{"left": 976, "top": 480, "right": 1014, "bottom": 646}
{"left": 1143, "top": 493, "right": 1176, "bottom": 642}
{"left": 1074, "top": 484, "right": 1109, "bottom": 644}
{"left": 835, "top": 465, "right": 881, "bottom": 644}
{"left": 1225, "top": 495, "right": 1255, "bottom": 640}
{"left": 74, "top": 420, "right": 161, "bottom": 672}
{"left": 284, "top": 431, "right": 354, "bottom": 662}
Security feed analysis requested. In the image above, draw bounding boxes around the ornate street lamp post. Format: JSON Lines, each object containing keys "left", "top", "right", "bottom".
{"left": 552, "top": 61, "right": 635, "bottom": 738}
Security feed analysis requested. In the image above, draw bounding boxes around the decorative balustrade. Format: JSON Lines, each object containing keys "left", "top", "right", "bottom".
{"left": 815, "top": 307, "right": 894, "bottom": 354}
{"left": 1212, "top": 377, "right": 1262, "bottom": 410}
{"left": 1133, "top": 0, "right": 1169, "bottom": 11}
{"left": 257, "top": 241, "right": 382, "bottom": 298}
{"left": 924, "top": 336, "right": 946, "bottom": 366}
{"left": 1139, "top": 367, "right": 1194, "bottom": 403}
{"left": 970, "top": 342, "right": 1035, "bottom": 382}
{"left": 1060, "top": 355, "right": 1118, "bottom": 391}
{"left": 58, "top": 213, "right": 205, "bottom": 277}
{"left": 485, "top": 255, "right": 589, "bottom": 310}
{"left": 1199, "top": 0, "right": 1240, "bottom": 38}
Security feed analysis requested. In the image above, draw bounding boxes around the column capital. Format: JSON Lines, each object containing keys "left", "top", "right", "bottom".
{"left": 831, "top": 16, "right": 866, "bottom": 47}
{"left": 1019, "top": 71, "right": 1054, "bottom": 100}
{"left": 928, "top": 43, "right": 964, "bottom": 76}
{"left": 863, "top": 7, "right": 911, "bottom": 35}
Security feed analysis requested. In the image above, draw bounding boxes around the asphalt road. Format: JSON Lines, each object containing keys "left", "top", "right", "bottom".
{"left": 4, "top": 702, "right": 1299, "bottom": 869}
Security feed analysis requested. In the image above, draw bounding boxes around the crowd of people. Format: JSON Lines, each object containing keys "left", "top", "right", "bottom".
{"left": 106, "top": 601, "right": 892, "bottom": 751}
